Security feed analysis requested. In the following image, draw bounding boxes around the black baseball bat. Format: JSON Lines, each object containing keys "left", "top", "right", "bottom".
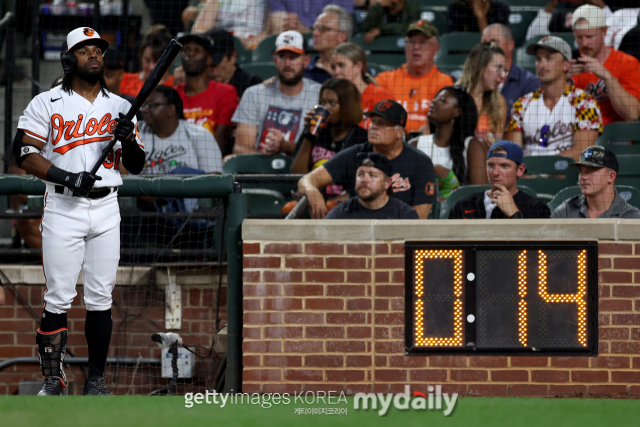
{"left": 90, "top": 39, "right": 183, "bottom": 175}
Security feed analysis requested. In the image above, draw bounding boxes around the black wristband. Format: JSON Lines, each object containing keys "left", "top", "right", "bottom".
{"left": 45, "top": 165, "right": 71, "bottom": 186}
{"left": 510, "top": 211, "right": 523, "bottom": 219}
{"left": 121, "top": 140, "right": 146, "bottom": 175}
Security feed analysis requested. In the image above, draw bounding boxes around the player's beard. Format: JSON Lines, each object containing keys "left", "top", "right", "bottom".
{"left": 277, "top": 66, "right": 304, "bottom": 86}
{"left": 75, "top": 64, "right": 104, "bottom": 85}
{"left": 357, "top": 185, "right": 385, "bottom": 202}
{"left": 183, "top": 59, "right": 208, "bottom": 78}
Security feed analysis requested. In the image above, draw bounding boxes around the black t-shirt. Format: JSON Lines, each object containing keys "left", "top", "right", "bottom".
{"left": 231, "top": 66, "right": 263, "bottom": 99}
{"left": 323, "top": 142, "right": 437, "bottom": 207}
{"left": 292, "top": 126, "right": 369, "bottom": 170}
{"left": 449, "top": 190, "right": 550, "bottom": 219}
{"left": 446, "top": 0, "right": 510, "bottom": 33}
{"left": 326, "top": 196, "right": 419, "bottom": 219}
{"left": 620, "top": 23, "right": 640, "bottom": 62}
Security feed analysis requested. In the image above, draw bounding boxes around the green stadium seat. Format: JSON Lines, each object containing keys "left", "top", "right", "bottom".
{"left": 520, "top": 155, "right": 578, "bottom": 202}
{"left": 439, "top": 184, "right": 537, "bottom": 219}
{"left": 435, "top": 32, "right": 481, "bottom": 78}
{"left": 613, "top": 155, "right": 640, "bottom": 189}
{"left": 508, "top": 10, "right": 537, "bottom": 48}
{"left": 367, "top": 54, "right": 406, "bottom": 70}
{"left": 596, "top": 122, "right": 640, "bottom": 155}
{"left": 223, "top": 154, "right": 295, "bottom": 196}
{"left": 547, "top": 185, "right": 640, "bottom": 213}
{"left": 416, "top": 0, "right": 451, "bottom": 8}
{"left": 516, "top": 33, "right": 577, "bottom": 73}
{"left": 352, "top": 34, "right": 406, "bottom": 53}
{"left": 251, "top": 34, "right": 278, "bottom": 62}
{"left": 239, "top": 62, "right": 276, "bottom": 80}
{"left": 243, "top": 189, "right": 287, "bottom": 215}
{"left": 234, "top": 36, "right": 251, "bottom": 65}
{"left": 418, "top": 8, "right": 447, "bottom": 36}
{"left": 368, "top": 62, "right": 399, "bottom": 76}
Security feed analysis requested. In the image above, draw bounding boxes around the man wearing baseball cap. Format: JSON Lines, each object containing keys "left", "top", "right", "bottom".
{"left": 376, "top": 20, "right": 453, "bottom": 134}
{"left": 506, "top": 36, "right": 602, "bottom": 160}
{"left": 232, "top": 31, "right": 321, "bottom": 156}
{"left": 325, "top": 152, "right": 419, "bottom": 219}
{"left": 570, "top": 4, "right": 640, "bottom": 125}
{"left": 449, "top": 141, "right": 550, "bottom": 219}
{"left": 551, "top": 146, "right": 640, "bottom": 218}
{"left": 298, "top": 99, "right": 437, "bottom": 219}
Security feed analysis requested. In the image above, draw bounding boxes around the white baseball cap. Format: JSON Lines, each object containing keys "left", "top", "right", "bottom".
{"left": 572, "top": 5, "right": 607, "bottom": 30}
{"left": 274, "top": 31, "right": 306, "bottom": 55}
{"left": 66, "top": 27, "right": 109, "bottom": 52}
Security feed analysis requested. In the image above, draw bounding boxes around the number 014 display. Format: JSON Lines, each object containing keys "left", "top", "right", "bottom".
{"left": 404, "top": 242, "right": 598, "bottom": 356}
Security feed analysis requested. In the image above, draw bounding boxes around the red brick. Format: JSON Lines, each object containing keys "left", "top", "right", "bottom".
{"left": 599, "top": 285, "right": 610, "bottom": 297}
{"left": 598, "top": 258, "right": 611, "bottom": 269}
{"left": 243, "top": 355, "right": 261, "bottom": 366}
{"left": 600, "top": 299, "right": 633, "bottom": 311}
{"left": 509, "top": 384, "right": 548, "bottom": 396}
{"left": 306, "top": 271, "right": 344, "bottom": 283}
{"left": 632, "top": 386, "right": 640, "bottom": 396}
{"left": 305, "top": 355, "right": 343, "bottom": 367}
{"left": 613, "top": 257, "right": 640, "bottom": 269}
{"left": 243, "top": 369, "right": 281, "bottom": 381}
{"left": 243, "top": 243, "right": 260, "bottom": 254}
{"left": 600, "top": 342, "right": 610, "bottom": 353}
{"left": 599, "top": 271, "right": 632, "bottom": 284}
{"left": 612, "top": 314, "right": 640, "bottom": 326}
{"left": 511, "top": 357, "right": 549, "bottom": 367}
{"left": 376, "top": 257, "right": 404, "bottom": 269}
{"left": 375, "top": 369, "right": 408, "bottom": 381}
{"left": 409, "top": 369, "right": 448, "bottom": 381}
{"left": 374, "top": 341, "right": 403, "bottom": 353}
{"left": 263, "top": 298, "right": 303, "bottom": 311}
{"left": 391, "top": 298, "right": 404, "bottom": 310}
{"left": 531, "top": 370, "right": 570, "bottom": 382}
{"left": 550, "top": 385, "right": 587, "bottom": 397}
{"left": 375, "top": 298, "right": 388, "bottom": 310}
{"left": 591, "top": 356, "right": 630, "bottom": 368}
{"left": 0, "top": 334, "right": 14, "bottom": 345}
{"left": 347, "top": 271, "right": 372, "bottom": 283}
{"left": 326, "top": 370, "right": 365, "bottom": 382}
{"left": 284, "top": 312, "right": 323, "bottom": 324}
{"left": 264, "top": 326, "right": 303, "bottom": 338}
{"left": 346, "top": 299, "right": 371, "bottom": 310}
{"left": 469, "top": 357, "right": 508, "bottom": 367}
{"left": 0, "top": 346, "right": 33, "bottom": 357}
{"left": 326, "top": 313, "right": 367, "bottom": 324}
{"left": 390, "top": 244, "right": 404, "bottom": 254}
{"left": 188, "top": 289, "right": 201, "bottom": 306}
{"left": 327, "top": 285, "right": 365, "bottom": 296}
{"left": 284, "top": 285, "right": 323, "bottom": 296}
{"left": 375, "top": 244, "right": 389, "bottom": 254}
{"left": 391, "top": 271, "right": 405, "bottom": 283}
{"left": 375, "top": 313, "right": 404, "bottom": 325}
{"left": 451, "top": 370, "right": 488, "bottom": 381}
{"left": 244, "top": 327, "right": 261, "bottom": 339}
{"left": 346, "top": 244, "right": 372, "bottom": 255}
{"left": 305, "top": 298, "right": 344, "bottom": 310}
{"left": 551, "top": 357, "right": 589, "bottom": 368}
{"left": 375, "top": 285, "right": 404, "bottom": 297}
{"left": 264, "top": 243, "right": 302, "bottom": 254}
{"left": 599, "top": 313, "right": 611, "bottom": 325}
{"left": 306, "top": 326, "right": 344, "bottom": 339}
{"left": 244, "top": 312, "right": 282, "bottom": 325}
{"left": 430, "top": 356, "right": 467, "bottom": 367}
{"left": 588, "top": 385, "right": 629, "bottom": 396}
{"left": 244, "top": 284, "right": 280, "bottom": 296}
{"left": 284, "top": 370, "right": 323, "bottom": 381}
{"left": 612, "top": 286, "right": 640, "bottom": 297}
{"left": 284, "top": 341, "right": 323, "bottom": 352}
{"left": 599, "top": 243, "right": 632, "bottom": 255}
{"left": 635, "top": 272, "right": 640, "bottom": 284}
{"left": 491, "top": 370, "right": 528, "bottom": 382}
{"left": 571, "top": 370, "right": 609, "bottom": 382}
{"left": 264, "top": 355, "right": 302, "bottom": 367}
{"left": 327, "top": 341, "right": 367, "bottom": 353}
{"left": 375, "top": 271, "right": 389, "bottom": 283}
{"left": 242, "top": 341, "right": 282, "bottom": 353}
{"left": 264, "top": 271, "right": 303, "bottom": 283}
{"left": 634, "top": 358, "right": 640, "bottom": 369}
{"left": 285, "top": 257, "right": 324, "bottom": 269}
{"left": 612, "top": 371, "right": 640, "bottom": 383}
{"left": 633, "top": 329, "right": 640, "bottom": 340}
{"left": 326, "top": 257, "right": 367, "bottom": 269}
{"left": 388, "top": 356, "right": 426, "bottom": 368}
{"left": 375, "top": 327, "right": 389, "bottom": 338}
{"left": 0, "top": 321, "right": 35, "bottom": 333}
{"left": 305, "top": 243, "right": 344, "bottom": 255}
{"left": 243, "top": 256, "right": 280, "bottom": 268}
{"left": 346, "top": 355, "right": 372, "bottom": 367}
{"left": 347, "top": 327, "right": 371, "bottom": 338}
{"left": 468, "top": 384, "right": 507, "bottom": 396}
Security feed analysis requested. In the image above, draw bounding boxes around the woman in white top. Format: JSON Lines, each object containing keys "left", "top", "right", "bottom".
{"left": 412, "top": 86, "right": 481, "bottom": 198}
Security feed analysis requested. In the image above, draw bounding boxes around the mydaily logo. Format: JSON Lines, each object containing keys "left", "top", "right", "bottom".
{"left": 353, "top": 385, "right": 458, "bottom": 416}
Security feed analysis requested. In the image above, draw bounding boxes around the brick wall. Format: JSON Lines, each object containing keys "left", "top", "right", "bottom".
{"left": 242, "top": 240, "right": 640, "bottom": 397}
{"left": 0, "top": 267, "right": 227, "bottom": 395}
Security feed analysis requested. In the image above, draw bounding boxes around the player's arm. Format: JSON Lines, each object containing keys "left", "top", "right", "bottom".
{"left": 214, "top": 124, "right": 233, "bottom": 154}
{"left": 298, "top": 166, "right": 333, "bottom": 219}
{"left": 233, "top": 123, "right": 260, "bottom": 155}
{"left": 505, "top": 130, "right": 523, "bottom": 147}
{"left": 602, "top": 72, "right": 640, "bottom": 121}
{"left": 117, "top": 114, "right": 145, "bottom": 175}
{"left": 561, "top": 129, "right": 599, "bottom": 160}
{"left": 412, "top": 204, "right": 433, "bottom": 220}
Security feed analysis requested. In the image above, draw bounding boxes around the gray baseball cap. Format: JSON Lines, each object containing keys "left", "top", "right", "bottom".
{"left": 526, "top": 36, "right": 572, "bottom": 61}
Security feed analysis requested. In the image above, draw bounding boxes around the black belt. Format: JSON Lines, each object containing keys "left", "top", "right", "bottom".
{"left": 54, "top": 185, "right": 115, "bottom": 199}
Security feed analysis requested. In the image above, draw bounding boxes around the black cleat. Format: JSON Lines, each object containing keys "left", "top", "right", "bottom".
{"left": 82, "top": 376, "right": 114, "bottom": 396}
{"left": 37, "top": 377, "right": 64, "bottom": 396}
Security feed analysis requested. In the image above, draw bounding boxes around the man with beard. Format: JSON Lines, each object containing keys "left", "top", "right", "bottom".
{"left": 325, "top": 152, "right": 419, "bottom": 219}
{"left": 175, "top": 33, "right": 238, "bottom": 154}
{"left": 232, "top": 31, "right": 321, "bottom": 155}
{"left": 14, "top": 27, "right": 146, "bottom": 396}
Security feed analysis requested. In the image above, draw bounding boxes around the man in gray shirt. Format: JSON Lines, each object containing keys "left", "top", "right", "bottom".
{"left": 551, "top": 145, "right": 640, "bottom": 219}
{"left": 232, "top": 30, "right": 321, "bottom": 156}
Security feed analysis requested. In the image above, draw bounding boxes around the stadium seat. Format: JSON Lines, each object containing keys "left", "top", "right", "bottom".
{"left": 234, "top": 36, "right": 251, "bottom": 65}
{"left": 367, "top": 54, "right": 406, "bottom": 70}
{"left": 596, "top": 122, "right": 640, "bottom": 155}
{"left": 508, "top": 11, "right": 537, "bottom": 48}
{"left": 352, "top": 34, "right": 406, "bottom": 53}
{"left": 516, "top": 33, "right": 577, "bottom": 73}
{"left": 416, "top": 0, "right": 451, "bottom": 7}
{"left": 547, "top": 185, "right": 640, "bottom": 213}
{"left": 223, "top": 154, "right": 295, "bottom": 196}
{"left": 501, "top": 0, "right": 548, "bottom": 8}
{"left": 439, "top": 184, "right": 537, "bottom": 219}
{"left": 520, "top": 155, "right": 579, "bottom": 202}
{"left": 243, "top": 189, "right": 287, "bottom": 215}
{"left": 418, "top": 8, "right": 447, "bottom": 36}
{"left": 353, "top": 10, "right": 368, "bottom": 34}
{"left": 435, "top": 32, "right": 481, "bottom": 78}
{"left": 613, "top": 155, "right": 640, "bottom": 189}
{"left": 240, "top": 62, "right": 276, "bottom": 80}
{"left": 252, "top": 35, "right": 278, "bottom": 62}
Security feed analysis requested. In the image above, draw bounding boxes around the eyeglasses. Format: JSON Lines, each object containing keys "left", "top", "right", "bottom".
{"left": 141, "top": 103, "right": 169, "bottom": 111}
{"left": 312, "top": 25, "right": 339, "bottom": 33}
{"left": 539, "top": 124, "right": 550, "bottom": 147}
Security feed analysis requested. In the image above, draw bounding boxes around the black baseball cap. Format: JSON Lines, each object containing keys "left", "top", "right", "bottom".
{"left": 364, "top": 99, "right": 408, "bottom": 128}
{"left": 570, "top": 145, "right": 619, "bottom": 173}
{"left": 205, "top": 29, "right": 235, "bottom": 65}
{"left": 177, "top": 33, "right": 215, "bottom": 57}
{"left": 103, "top": 47, "right": 124, "bottom": 70}
{"left": 356, "top": 152, "right": 393, "bottom": 178}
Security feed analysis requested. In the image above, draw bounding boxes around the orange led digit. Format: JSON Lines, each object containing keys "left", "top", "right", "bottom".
{"left": 414, "top": 249, "right": 464, "bottom": 347}
{"left": 518, "top": 250, "right": 527, "bottom": 346}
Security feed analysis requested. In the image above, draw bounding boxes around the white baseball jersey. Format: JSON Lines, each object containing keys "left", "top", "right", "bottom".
{"left": 18, "top": 85, "right": 144, "bottom": 188}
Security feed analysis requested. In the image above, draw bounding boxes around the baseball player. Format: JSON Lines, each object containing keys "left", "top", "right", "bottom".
{"left": 14, "top": 27, "right": 146, "bottom": 396}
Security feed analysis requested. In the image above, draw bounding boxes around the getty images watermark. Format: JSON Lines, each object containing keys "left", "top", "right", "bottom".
{"left": 184, "top": 385, "right": 458, "bottom": 417}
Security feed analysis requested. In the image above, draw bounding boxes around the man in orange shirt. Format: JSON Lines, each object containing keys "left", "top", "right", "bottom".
{"left": 569, "top": 5, "right": 640, "bottom": 125}
{"left": 376, "top": 20, "right": 453, "bottom": 134}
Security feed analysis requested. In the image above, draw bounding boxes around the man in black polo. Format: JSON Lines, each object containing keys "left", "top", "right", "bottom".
{"left": 449, "top": 141, "right": 550, "bottom": 219}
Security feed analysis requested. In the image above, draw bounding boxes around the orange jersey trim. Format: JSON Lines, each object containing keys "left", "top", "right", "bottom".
{"left": 53, "top": 136, "right": 113, "bottom": 154}
{"left": 22, "top": 129, "right": 47, "bottom": 142}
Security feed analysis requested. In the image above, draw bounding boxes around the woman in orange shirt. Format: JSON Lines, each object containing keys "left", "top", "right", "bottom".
{"left": 329, "top": 43, "right": 391, "bottom": 129}
{"left": 120, "top": 25, "right": 175, "bottom": 97}
{"left": 456, "top": 42, "right": 508, "bottom": 184}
